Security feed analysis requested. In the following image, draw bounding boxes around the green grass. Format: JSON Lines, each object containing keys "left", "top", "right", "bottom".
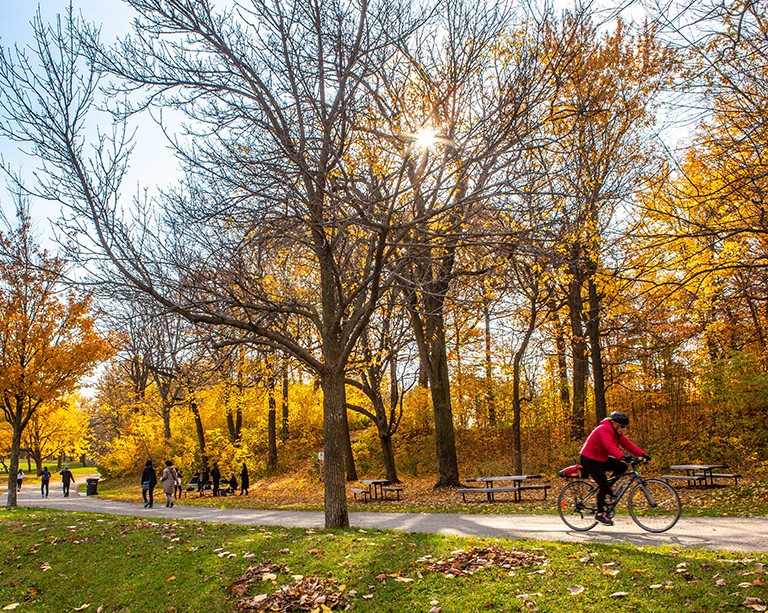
{"left": 0, "top": 507, "right": 765, "bottom": 612}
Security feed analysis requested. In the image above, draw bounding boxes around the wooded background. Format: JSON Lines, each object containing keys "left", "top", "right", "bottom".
{"left": 1, "top": 0, "right": 767, "bottom": 526}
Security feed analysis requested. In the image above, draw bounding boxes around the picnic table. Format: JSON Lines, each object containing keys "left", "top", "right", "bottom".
{"left": 662, "top": 464, "right": 740, "bottom": 487}
{"left": 458, "top": 474, "right": 550, "bottom": 502}
{"left": 350, "top": 479, "right": 403, "bottom": 502}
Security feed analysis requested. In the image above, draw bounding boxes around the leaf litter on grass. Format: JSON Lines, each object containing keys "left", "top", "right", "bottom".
{"left": 420, "top": 545, "right": 546, "bottom": 577}
{"left": 229, "top": 561, "right": 350, "bottom": 612}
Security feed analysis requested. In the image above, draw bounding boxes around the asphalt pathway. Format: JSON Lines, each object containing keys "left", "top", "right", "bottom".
{"left": 9, "top": 479, "right": 768, "bottom": 553}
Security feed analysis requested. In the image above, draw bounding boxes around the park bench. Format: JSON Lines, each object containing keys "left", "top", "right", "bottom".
{"left": 694, "top": 472, "right": 741, "bottom": 486}
{"left": 381, "top": 485, "right": 403, "bottom": 500}
{"left": 458, "top": 483, "right": 550, "bottom": 503}
{"left": 660, "top": 474, "right": 706, "bottom": 487}
{"left": 350, "top": 487, "right": 371, "bottom": 502}
{"left": 663, "top": 464, "right": 735, "bottom": 488}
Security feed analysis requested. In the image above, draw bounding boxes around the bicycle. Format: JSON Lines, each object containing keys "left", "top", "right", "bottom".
{"left": 557, "top": 456, "right": 681, "bottom": 533}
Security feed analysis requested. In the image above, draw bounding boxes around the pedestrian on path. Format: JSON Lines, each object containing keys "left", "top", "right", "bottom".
{"left": 160, "top": 460, "right": 176, "bottom": 508}
{"left": 60, "top": 466, "right": 75, "bottom": 497}
{"left": 240, "top": 462, "right": 249, "bottom": 496}
{"left": 40, "top": 467, "right": 51, "bottom": 498}
{"left": 16, "top": 469, "right": 24, "bottom": 491}
{"left": 174, "top": 468, "right": 183, "bottom": 500}
{"left": 211, "top": 462, "right": 221, "bottom": 496}
{"left": 141, "top": 459, "right": 157, "bottom": 508}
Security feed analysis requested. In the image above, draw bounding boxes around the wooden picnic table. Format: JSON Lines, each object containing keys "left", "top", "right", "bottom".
{"left": 459, "top": 474, "right": 548, "bottom": 502}
{"left": 664, "top": 464, "right": 734, "bottom": 487}
{"left": 359, "top": 479, "right": 391, "bottom": 501}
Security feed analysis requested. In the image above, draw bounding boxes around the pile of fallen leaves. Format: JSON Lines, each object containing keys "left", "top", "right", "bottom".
{"left": 420, "top": 546, "right": 546, "bottom": 577}
{"left": 230, "top": 562, "right": 349, "bottom": 612}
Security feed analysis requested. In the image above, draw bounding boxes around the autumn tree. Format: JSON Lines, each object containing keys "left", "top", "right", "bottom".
{"left": 540, "top": 13, "right": 677, "bottom": 435}
{"left": 0, "top": 203, "right": 111, "bottom": 506}
{"left": 21, "top": 394, "right": 90, "bottom": 472}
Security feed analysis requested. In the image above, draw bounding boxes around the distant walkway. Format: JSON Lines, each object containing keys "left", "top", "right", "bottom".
{"left": 9, "top": 479, "right": 768, "bottom": 553}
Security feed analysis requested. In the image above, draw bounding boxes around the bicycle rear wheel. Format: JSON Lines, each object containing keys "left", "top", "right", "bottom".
{"left": 557, "top": 480, "right": 598, "bottom": 531}
{"left": 628, "top": 478, "right": 681, "bottom": 533}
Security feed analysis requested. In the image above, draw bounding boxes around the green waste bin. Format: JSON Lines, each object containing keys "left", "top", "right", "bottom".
{"left": 86, "top": 477, "right": 99, "bottom": 496}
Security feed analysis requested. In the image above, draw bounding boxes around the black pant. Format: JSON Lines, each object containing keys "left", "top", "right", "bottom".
{"left": 580, "top": 455, "right": 627, "bottom": 513}
{"left": 41, "top": 481, "right": 49, "bottom": 497}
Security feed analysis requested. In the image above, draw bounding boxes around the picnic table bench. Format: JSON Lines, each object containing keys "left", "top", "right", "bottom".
{"left": 351, "top": 479, "right": 404, "bottom": 502}
{"left": 662, "top": 464, "right": 740, "bottom": 487}
{"left": 458, "top": 475, "right": 550, "bottom": 502}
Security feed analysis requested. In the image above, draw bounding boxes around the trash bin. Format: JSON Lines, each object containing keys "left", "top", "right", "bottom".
{"left": 86, "top": 477, "right": 99, "bottom": 496}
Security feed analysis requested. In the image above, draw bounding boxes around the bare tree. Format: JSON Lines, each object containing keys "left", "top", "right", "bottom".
{"left": 0, "top": 2, "right": 432, "bottom": 527}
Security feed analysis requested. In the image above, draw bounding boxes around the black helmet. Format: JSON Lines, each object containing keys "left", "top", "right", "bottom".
{"left": 609, "top": 411, "right": 629, "bottom": 426}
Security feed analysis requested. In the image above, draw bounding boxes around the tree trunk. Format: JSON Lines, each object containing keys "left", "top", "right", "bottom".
{"left": 425, "top": 309, "right": 460, "bottom": 487}
{"left": 341, "top": 395, "right": 358, "bottom": 482}
{"left": 512, "top": 298, "right": 538, "bottom": 475}
{"left": 379, "top": 428, "right": 399, "bottom": 483}
{"left": 5, "top": 424, "right": 22, "bottom": 507}
{"left": 189, "top": 400, "right": 208, "bottom": 469}
{"left": 587, "top": 274, "right": 607, "bottom": 421}
{"left": 321, "top": 369, "right": 350, "bottom": 528}
{"left": 552, "top": 309, "right": 571, "bottom": 418}
{"left": 267, "top": 381, "right": 277, "bottom": 469}
{"left": 484, "top": 301, "right": 496, "bottom": 427}
{"left": 162, "top": 404, "right": 172, "bottom": 442}
{"left": 568, "top": 266, "right": 588, "bottom": 441}
{"left": 281, "top": 365, "right": 289, "bottom": 441}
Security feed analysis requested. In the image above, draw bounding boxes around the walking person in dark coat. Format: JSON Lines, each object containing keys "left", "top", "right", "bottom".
{"left": 210, "top": 462, "right": 221, "bottom": 496}
{"left": 141, "top": 459, "right": 158, "bottom": 508}
{"left": 40, "top": 467, "right": 51, "bottom": 498}
{"left": 60, "top": 466, "right": 75, "bottom": 497}
{"left": 240, "top": 462, "right": 249, "bottom": 496}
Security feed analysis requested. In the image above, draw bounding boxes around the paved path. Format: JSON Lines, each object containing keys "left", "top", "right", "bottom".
{"left": 9, "top": 481, "right": 768, "bottom": 553}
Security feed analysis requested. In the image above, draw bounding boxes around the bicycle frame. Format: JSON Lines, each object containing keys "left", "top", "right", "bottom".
{"left": 587, "top": 458, "right": 653, "bottom": 512}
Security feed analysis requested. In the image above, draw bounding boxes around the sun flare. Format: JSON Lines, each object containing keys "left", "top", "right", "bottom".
{"left": 414, "top": 127, "right": 437, "bottom": 149}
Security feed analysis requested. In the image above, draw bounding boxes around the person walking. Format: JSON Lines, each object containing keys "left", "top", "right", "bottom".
{"left": 210, "top": 462, "right": 221, "bottom": 496}
{"left": 60, "top": 466, "right": 75, "bottom": 497}
{"left": 174, "top": 468, "right": 183, "bottom": 500}
{"left": 40, "top": 467, "right": 51, "bottom": 498}
{"left": 240, "top": 462, "right": 249, "bottom": 496}
{"left": 16, "top": 468, "right": 24, "bottom": 491}
{"left": 160, "top": 460, "right": 177, "bottom": 508}
{"left": 141, "top": 459, "right": 158, "bottom": 508}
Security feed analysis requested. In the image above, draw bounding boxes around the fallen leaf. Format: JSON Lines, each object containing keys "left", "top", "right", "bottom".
{"left": 73, "top": 605, "right": 90, "bottom": 611}
{"left": 649, "top": 584, "right": 663, "bottom": 589}
{"left": 610, "top": 592, "right": 629, "bottom": 598}
{"left": 165, "top": 576, "right": 175, "bottom": 582}
{"left": 567, "top": 585, "right": 585, "bottom": 595}
{"left": 603, "top": 569, "right": 620, "bottom": 577}
{"left": 3, "top": 605, "right": 20, "bottom": 611}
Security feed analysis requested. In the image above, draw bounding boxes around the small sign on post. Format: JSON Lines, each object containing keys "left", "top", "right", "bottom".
{"left": 317, "top": 451, "right": 324, "bottom": 481}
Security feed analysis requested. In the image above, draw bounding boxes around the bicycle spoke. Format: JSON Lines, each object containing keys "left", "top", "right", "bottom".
{"left": 557, "top": 481, "right": 598, "bottom": 531}
{"left": 628, "top": 479, "right": 681, "bottom": 533}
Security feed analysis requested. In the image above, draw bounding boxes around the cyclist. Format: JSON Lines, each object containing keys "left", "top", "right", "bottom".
{"left": 580, "top": 411, "right": 651, "bottom": 526}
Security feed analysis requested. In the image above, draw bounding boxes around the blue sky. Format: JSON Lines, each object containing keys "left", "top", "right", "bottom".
{"left": 0, "top": 0, "right": 173, "bottom": 239}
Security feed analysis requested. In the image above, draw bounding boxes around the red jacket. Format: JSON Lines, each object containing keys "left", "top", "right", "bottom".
{"left": 580, "top": 418, "right": 645, "bottom": 462}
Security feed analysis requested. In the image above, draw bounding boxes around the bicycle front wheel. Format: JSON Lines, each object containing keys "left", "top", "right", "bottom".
{"left": 628, "top": 478, "right": 681, "bottom": 533}
{"left": 557, "top": 480, "right": 598, "bottom": 531}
